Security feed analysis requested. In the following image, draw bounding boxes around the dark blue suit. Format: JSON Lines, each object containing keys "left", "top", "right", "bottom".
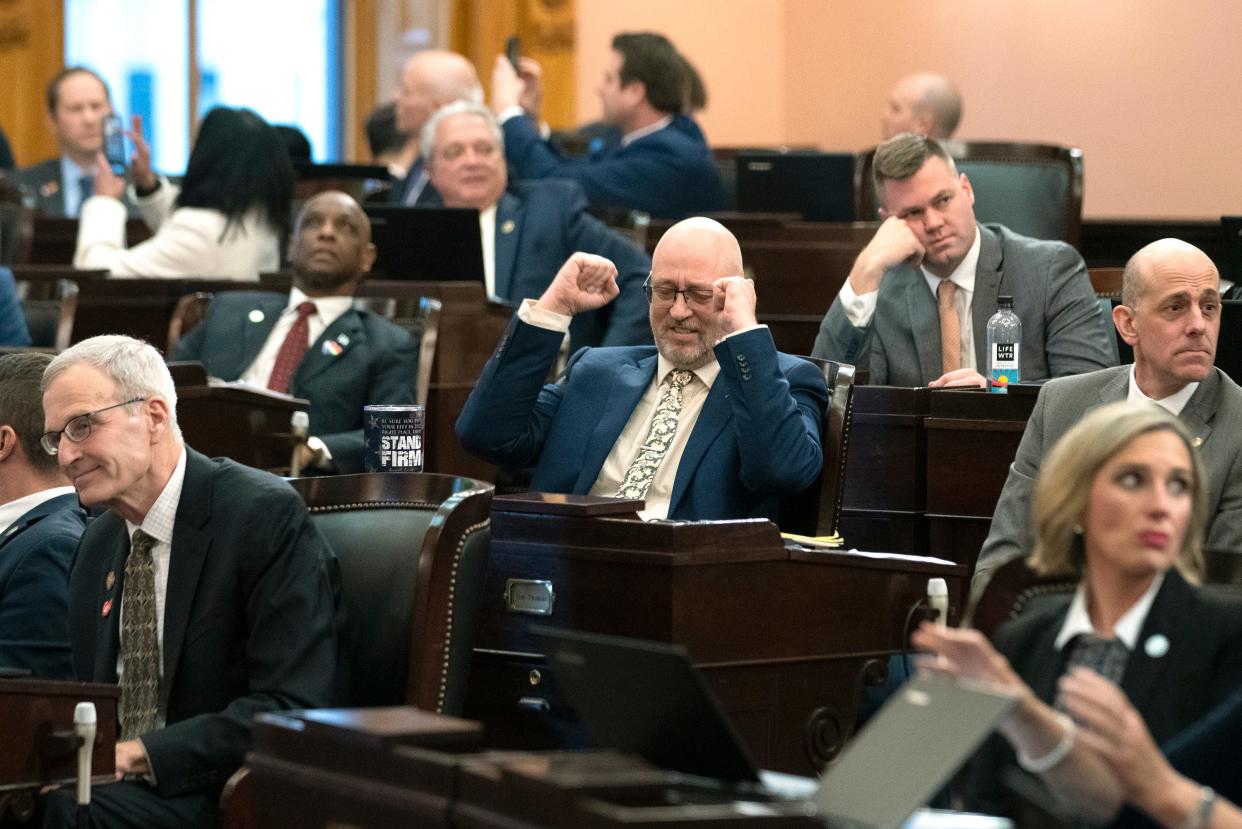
{"left": 424, "top": 179, "right": 651, "bottom": 350}
{"left": 456, "top": 315, "right": 827, "bottom": 521}
{"left": 502, "top": 113, "right": 723, "bottom": 219}
{"left": 0, "top": 492, "right": 85, "bottom": 678}
{"left": 0, "top": 266, "right": 31, "bottom": 347}
{"left": 172, "top": 294, "right": 419, "bottom": 473}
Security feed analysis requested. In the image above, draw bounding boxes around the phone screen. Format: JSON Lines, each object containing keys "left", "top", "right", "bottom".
{"left": 103, "top": 115, "right": 127, "bottom": 175}
{"left": 505, "top": 36, "right": 521, "bottom": 71}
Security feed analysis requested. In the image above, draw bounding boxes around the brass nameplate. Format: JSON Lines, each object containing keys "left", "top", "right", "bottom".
{"left": 504, "top": 579, "right": 555, "bottom": 615}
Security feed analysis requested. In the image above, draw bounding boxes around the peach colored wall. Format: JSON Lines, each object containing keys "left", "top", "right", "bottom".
{"left": 577, "top": 0, "right": 1242, "bottom": 219}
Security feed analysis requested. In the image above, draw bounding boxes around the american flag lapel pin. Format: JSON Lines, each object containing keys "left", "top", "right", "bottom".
{"left": 102, "top": 598, "right": 113, "bottom": 617}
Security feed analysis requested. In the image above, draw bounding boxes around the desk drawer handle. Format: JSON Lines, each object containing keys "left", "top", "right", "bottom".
{"left": 517, "top": 696, "right": 550, "bottom": 714}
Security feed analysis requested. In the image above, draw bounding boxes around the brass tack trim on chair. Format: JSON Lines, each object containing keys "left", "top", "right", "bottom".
{"left": 437, "top": 518, "right": 490, "bottom": 714}
{"left": 306, "top": 501, "right": 442, "bottom": 513}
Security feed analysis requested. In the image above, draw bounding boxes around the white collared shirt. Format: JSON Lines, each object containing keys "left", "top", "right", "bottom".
{"left": 1126, "top": 364, "right": 1198, "bottom": 415}
{"left": 0, "top": 486, "right": 78, "bottom": 536}
{"left": 479, "top": 203, "right": 498, "bottom": 299}
{"left": 119, "top": 448, "right": 188, "bottom": 692}
{"left": 620, "top": 115, "right": 673, "bottom": 148}
{"left": 1053, "top": 572, "right": 1165, "bottom": 652}
{"left": 238, "top": 288, "right": 355, "bottom": 388}
{"left": 838, "top": 226, "right": 983, "bottom": 371}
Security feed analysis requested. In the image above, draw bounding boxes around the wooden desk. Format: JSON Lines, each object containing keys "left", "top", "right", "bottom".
{"left": 0, "top": 679, "right": 118, "bottom": 820}
{"left": 464, "top": 494, "right": 964, "bottom": 776}
{"left": 173, "top": 379, "right": 308, "bottom": 473}
{"left": 28, "top": 217, "right": 151, "bottom": 265}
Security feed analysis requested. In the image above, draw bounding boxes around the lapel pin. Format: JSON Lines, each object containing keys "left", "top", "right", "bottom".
{"left": 501, "top": 219, "right": 516, "bottom": 234}
{"left": 105, "top": 570, "right": 116, "bottom": 590}
{"left": 102, "top": 598, "right": 113, "bottom": 618}
{"left": 337, "top": 333, "right": 350, "bottom": 347}
{"left": 1144, "top": 633, "right": 1170, "bottom": 658}
{"left": 42, "top": 181, "right": 60, "bottom": 198}
{"left": 1192, "top": 436, "right": 1204, "bottom": 448}
{"left": 248, "top": 309, "right": 265, "bottom": 323}
{"left": 322, "top": 339, "right": 344, "bottom": 357}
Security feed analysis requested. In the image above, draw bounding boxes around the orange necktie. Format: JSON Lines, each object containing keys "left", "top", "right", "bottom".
{"left": 938, "top": 281, "right": 961, "bottom": 373}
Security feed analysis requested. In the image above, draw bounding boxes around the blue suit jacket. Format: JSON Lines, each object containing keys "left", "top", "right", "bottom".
{"left": 0, "top": 267, "right": 31, "bottom": 347}
{"left": 172, "top": 293, "right": 419, "bottom": 473}
{"left": 502, "top": 114, "right": 723, "bottom": 219}
{"left": 0, "top": 492, "right": 87, "bottom": 678}
{"left": 456, "top": 315, "right": 827, "bottom": 521}
{"left": 424, "top": 179, "right": 652, "bottom": 350}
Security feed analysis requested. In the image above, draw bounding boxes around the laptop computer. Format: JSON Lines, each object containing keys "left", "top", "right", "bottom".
{"left": 362, "top": 206, "right": 485, "bottom": 282}
{"left": 1111, "top": 297, "right": 1242, "bottom": 385}
{"left": 538, "top": 626, "right": 1016, "bottom": 829}
{"left": 735, "top": 151, "right": 856, "bottom": 222}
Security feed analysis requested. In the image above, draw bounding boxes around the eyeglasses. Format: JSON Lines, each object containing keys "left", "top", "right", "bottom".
{"left": 40, "top": 398, "right": 145, "bottom": 456}
{"left": 643, "top": 275, "right": 715, "bottom": 308}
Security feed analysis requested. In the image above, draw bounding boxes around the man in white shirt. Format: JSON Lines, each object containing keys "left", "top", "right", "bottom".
{"left": 422, "top": 100, "right": 653, "bottom": 350}
{"left": 456, "top": 217, "right": 827, "bottom": 522}
{"left": 812, "top": 132, "right": 1115, "bottom": 387}
{"left": 975, "top": 239, "right": 1242, "bottom": 591}
{"left": 172, "top": 190, "right": 419, "bottom": 473}
{"left": 0, "top": 353, "right": 85, "bottom": 678}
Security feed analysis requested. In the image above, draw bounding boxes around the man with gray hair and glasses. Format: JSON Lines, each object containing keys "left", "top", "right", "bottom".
{"left": 40, "top": 335, "right": 342, "bottom": 828}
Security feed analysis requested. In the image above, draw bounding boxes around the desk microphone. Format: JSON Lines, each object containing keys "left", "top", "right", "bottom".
{"left": 927, "top": 578, "right": 949, "bottom": 627}
{"left": 289, "top": 411, "right": 310, "bottom": 477}
{"left": 74, "top": 702, "right": 96, "bottom": 808}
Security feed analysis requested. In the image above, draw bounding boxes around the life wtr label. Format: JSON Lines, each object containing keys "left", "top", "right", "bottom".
{"left": 990, "top": 342, "right": 1019, "bottom": 393}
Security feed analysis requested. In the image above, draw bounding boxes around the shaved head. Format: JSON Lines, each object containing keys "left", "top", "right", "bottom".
{"left": 881, "top": 72, "right": 962, "bottom": 140}
{"left": 1122, "top": 238, "right": 1218, "bottom": 308}
{"left": 652, "top": 217, "right": 744, "bottom": 279}
{"left": 396, "top": 50, "right": 482, "bottom": 138}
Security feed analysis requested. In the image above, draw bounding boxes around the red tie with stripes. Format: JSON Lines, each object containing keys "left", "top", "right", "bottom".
{"left": 267, "top": 301, "right": 317, "bottom": 393}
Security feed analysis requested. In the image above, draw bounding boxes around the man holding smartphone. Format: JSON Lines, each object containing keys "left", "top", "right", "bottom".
{"left": 2, "top": 66, "right": 139, "bottom": 218}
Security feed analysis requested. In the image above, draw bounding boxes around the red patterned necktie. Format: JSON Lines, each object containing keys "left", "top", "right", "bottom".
{"left": 267, "top": 301, "right": 317, "bottom": 393}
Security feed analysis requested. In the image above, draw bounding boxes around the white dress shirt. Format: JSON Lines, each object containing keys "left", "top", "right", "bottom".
{"left": 837, "top": 226, "right": 983, "bottom": 371}
{"left": 1127, "top": 364, "right": 1198, "bottom": 414}
{"left": 620, "top": 115, "right": 673, "bottom": 147}
{"left": 0, "top": 486, "right": 77, "bottom": 536}
{"left": 1054, "top": 572, "right": 1165, "bottom": 651}
{"left": 238, "top": 289, "right": 355, "bottom": 388}
{"left": 479, "top": 204, "right": 498, "bottom": 299}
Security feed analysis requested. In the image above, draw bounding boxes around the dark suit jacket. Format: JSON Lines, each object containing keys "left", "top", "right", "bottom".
{"left": 502, "top": 113, "right": 723, "bottom": 219}
{"left": 3, "top": 158, "right": 140, "bottom": 218}
{"left": 966, "top": 569, "right": 1242, "bottom": 817}
{"left": 424, "top": 179, "right": 652, "bottom": 350}
{"left": 389, "top": 157, "right": 440, "bottom": 206}
{"left": 66, "top": 449, "right": 341, "bottom": 797}
{"left": 0, "top": 492, "right": 86, "bottom": 678}
{"left": 172, "top": 293, "right": 419, "bottom": 473}
{"left": 812, "top": 224, "right": 1118, "bottom": 385}
{"left": 0, "top": 267, "right": 31, "bottom": 347}
{"left": 456, "top": 315, "right": 827, "bottom": 521}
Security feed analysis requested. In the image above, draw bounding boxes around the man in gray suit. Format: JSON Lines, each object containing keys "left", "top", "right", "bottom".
{"left": 812, "top": 133, "right": 1115, "bottom": 387}
{"left": 974, "top": 238, "right": 1242, "bottom": 592}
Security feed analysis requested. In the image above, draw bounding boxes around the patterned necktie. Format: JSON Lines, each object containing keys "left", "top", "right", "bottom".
{"left": 267, "top": 301, "right": 317, "bottom": 393}
{"left": 938, "top": 280, "right": 961, "bottom": 373}
{"left": 616, "top": 370, "right": 694, "bottom": 500}
{"left": 120, "top": 529, "right": 159, "bottom": 740}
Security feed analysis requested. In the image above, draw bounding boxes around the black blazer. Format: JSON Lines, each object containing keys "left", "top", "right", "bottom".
{"left": 966, "top": 568, "right": 1242, "bottom": 816}
{"left": 66, "top": 449, "right": 341, "bottom": 797}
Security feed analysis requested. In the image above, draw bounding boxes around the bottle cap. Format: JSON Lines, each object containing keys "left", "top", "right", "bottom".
{"left": 997, "top": 295, "right": 1014, "bottom": 308}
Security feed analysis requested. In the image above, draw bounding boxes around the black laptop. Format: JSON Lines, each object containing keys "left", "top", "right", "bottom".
{"left": 362, "top": 206, "right": 485, "bottom": 282}
{"left": 537, "top": 627, "right": 1016, "bottom": 829}
{"left": 735, "top": 151, "right": 856, "bottom": 222}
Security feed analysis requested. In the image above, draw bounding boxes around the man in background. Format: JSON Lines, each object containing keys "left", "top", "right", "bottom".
{"left": 880, "top": 72, "right": 963, "bottom": 140}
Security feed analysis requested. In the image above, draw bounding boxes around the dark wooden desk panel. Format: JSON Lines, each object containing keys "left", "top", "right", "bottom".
{"left": 29, "top": 217, "right": 152, "bottom": 265}
{"left": 1081, "top": 218, "right": 1222, "bottom": 269}
{"left": 175, "top": 383, "right": 308, "bottom": 473}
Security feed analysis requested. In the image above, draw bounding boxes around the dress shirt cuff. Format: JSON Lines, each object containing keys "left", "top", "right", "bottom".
{"left": 717, "top": 323, "right": 768, "bottom": 345}
{"left": 838, "top": 278, "right": 878, "bottom": 327}
{"left": 517, "top": 298, "right": 572, "bottom": 333}
{"left": 497, "top": 106, "right": 526, "bottom": 125}
{"left": 306, "top": 436, "right": 333, "bottom": 469}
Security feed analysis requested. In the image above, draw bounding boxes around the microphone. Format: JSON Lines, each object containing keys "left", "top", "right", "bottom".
{"left": 74, "top": 702, "right": 96, "bottom": 808}
{"left": 927, "top": 578, "right": 949, "bottom": 627}
{"left": 289, "top": 411, "right": 310, "bottom": 477}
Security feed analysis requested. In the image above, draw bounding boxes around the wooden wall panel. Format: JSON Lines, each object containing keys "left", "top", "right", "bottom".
{"left": 0, "top": 0, "right": 65, "bottom": 167}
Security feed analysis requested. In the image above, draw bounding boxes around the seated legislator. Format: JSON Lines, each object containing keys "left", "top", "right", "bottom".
{"left": 74, "top": 106, "right": 292, "bottom": 280}
{"left": 975, "top": 239, "right": 1242, "bottom": 592}
{"left": 0, "top": 353, "right": 86, "bottom": 678}
{"left": 173, "top": 190, "right": 418, "bottom": 474}
{"left": 812, "top": 133, "right": 1115, "bottom": 387}
{"left": 40, "top": 336, "right": 342, "bottom": 828}
{"left": 0, "top": 266, "right": 32, "bottom": 347}
{"left": 421, "top": 100, "right": 652, "bottom": 350}
{"left": 491, "top": 32, "right": 723, "bottom": 219}
{"left": 914, "top": 402, "right": 1242, "bottom": 822}
{"left": 2, "top": 67, "right": 139, "bottom": 218}
{"left": 456, "top": 218, "right": 828, "bottom": 522}
{"left": 880, "top": 72, "right": 963, "bottom": 140}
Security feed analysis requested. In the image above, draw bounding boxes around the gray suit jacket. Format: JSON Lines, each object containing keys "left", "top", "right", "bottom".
{"left": 811, "top": 224, "right": 1117, "bottom": 385}
{"left": 4, "top": 157, "right": 139, "bottom": 217}
{"left": 974, "top": 365, "right": 1242, "bottom": 592}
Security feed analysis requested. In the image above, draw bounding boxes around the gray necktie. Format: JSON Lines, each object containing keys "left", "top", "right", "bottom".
{"left": 79, "top": 174, "right": 94, "bottom": 202}
{"left": 616, "top": 369, "right": 694, "bottom": 500}
{"left": 120, "top": 529, "right": 159, "bottom": 740}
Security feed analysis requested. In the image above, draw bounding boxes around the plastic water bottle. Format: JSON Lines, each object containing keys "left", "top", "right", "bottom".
{"left": 986, "top": 296, "right": 1021, "bottom": 394}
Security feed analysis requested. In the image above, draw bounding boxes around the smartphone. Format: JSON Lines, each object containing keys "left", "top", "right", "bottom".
{"left": 103, "top": 114, "right": 127, "bottom": 175}
{"left": 505, "top": 36, "right": 521, "bottom": 71}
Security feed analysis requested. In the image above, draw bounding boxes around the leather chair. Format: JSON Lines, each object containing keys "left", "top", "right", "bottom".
{"left": 288, "top": 472, "right": 493, "bottom": 714}
{"left": 14, "top": 277, "right": 77, "bottom": 350}
{"left": 779, "top": 358, "right": 856, "bottom": 537}
{"left": 352, "top": 293, "right": 442, "bottom": 407}
{"left": 1088, "top": 266, "right": 1124, "bottom": 298}
{"left": 855, "top": 141, "right": 1085, "bottom": 248}
{"left": 166, "top": 291, "right": 215, "bottom": 352}
{"left": 964, "top": 556, "right": 1077, "bottom": 639}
